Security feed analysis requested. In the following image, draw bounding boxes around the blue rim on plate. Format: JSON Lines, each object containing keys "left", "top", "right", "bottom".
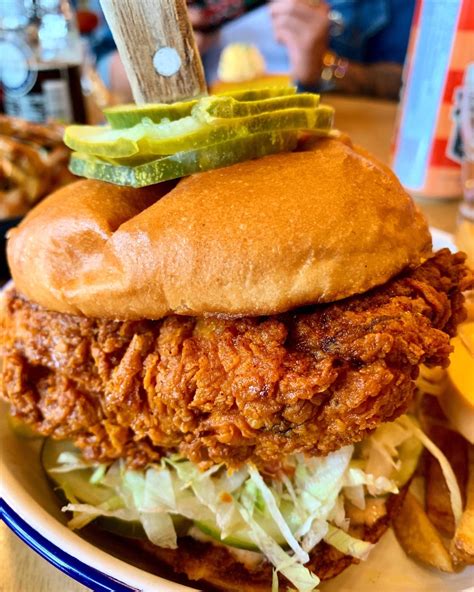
{"left": 0, "top": 499, "right": 139, "bottom": 592}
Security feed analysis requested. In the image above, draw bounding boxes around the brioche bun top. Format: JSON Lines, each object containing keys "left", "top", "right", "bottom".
{"left": 7, "top": 137, "right": 431, "bottom": 320}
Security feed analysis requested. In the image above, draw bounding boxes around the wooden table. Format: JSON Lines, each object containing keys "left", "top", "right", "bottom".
{"left": 0, "top": 95, "right": 462, "bottom": 592}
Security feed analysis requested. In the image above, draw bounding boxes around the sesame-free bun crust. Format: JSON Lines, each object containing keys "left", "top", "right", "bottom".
{"left": 7, "top": 137, "right": 431, "bottom": 319}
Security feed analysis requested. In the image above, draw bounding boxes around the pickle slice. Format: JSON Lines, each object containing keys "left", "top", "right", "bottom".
{"left": 104, "top": 99, "right": 200, "bottom": 130}
{"left": 69, "top": 130, "right": 299, "bottom": 187}
{"left": 104, "top": 86, "right": 296, "bottom": 128}
{"left": 194, "top": 93, "right": 319, "bottom": 120}
{"left": 219, "top": 86, "right": 296, "bottom": 101}
{"left": 66, "top": 105, "right": 333, "bottom": 164}
{"left": 64, "top": 115, "right": 204, "bottom": 159}
{"left": 109, "top": 105, "right": 333, "bottom": 164}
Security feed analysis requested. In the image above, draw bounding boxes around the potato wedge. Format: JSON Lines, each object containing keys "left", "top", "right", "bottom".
{"left": 393, "top": 491, "right": 454, "bottom": 572}
{"left": 451, "top": 445, "right": 474, "bottom": 565}
{"left": 425, "top": 425, "right": 468, "bottom": 537}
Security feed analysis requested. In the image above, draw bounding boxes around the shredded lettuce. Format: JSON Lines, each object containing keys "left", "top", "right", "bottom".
{"left": 64, "top": 500, "right": 138, "bottom": 530}
{"left": 323, "top": 524, "right": 373, "bottom": 560}
{"left": 363, "top": 422, "right": 412, "bottom": 479}
{"left": 143, "top": 467, "right": 175, "bottom": 511}
{"left": 328, "top": 494, "right": 349, "bottom": 531}
{"left": 140, "top": 511, "right": 177, "bottom": 549}
{"left": 295, "top": 446, "right": 352, "bottom": 516}
{"left": 248, "top": 465, "right": 309, "bottom": 564}
{"left": 344, "top": 467, "right": 398, "bottom": 497}
{"left": 49, "top": 451, "right": 101, "bottom": 473}
{"left": 281, "top": 472, "right": 304, "bottom": 520}
{"left": 239, "top": 505, "right": 320, "bottom": 592}
{"left": 343, "top": 485, "right": 366, "bottom": 510}
{"left": 123, "top": 470, "right": 146, "bottom": 508}
{"left": 272, "top": 568, "right": 279, "bottom": 592}
{"left": 90, "top": 464, "right": 107, "bottom": 484}
{"left": 50, "top": 416, "right": 433, "bottom": 592}
{"left": 301, "top": 520, "right": 328, "bottom": 553}
{"left": 100, "top": 460, "right": 122, "bottom": 488}
{"left": 397, "top": 415, "right": 463, "bottom": 524}
{"left": 416, "top": 364, "right": 447, "bottom": 396}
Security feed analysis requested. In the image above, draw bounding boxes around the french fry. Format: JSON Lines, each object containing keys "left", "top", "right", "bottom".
{"left": 451, "top": 445, "right": 474, "bottom": 565}
{"left": 392, "top": 491, "right": 454, "bottom": 572}
{"left": 417, "top": 394, "right": 448, "bottom": 429}
{"left": 425, "top": 425, "right": 468, "bottom": 537}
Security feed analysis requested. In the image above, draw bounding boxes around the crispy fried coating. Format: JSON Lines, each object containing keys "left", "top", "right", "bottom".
{"left": 1, "top": 250, "right": 472, "bottom": 470}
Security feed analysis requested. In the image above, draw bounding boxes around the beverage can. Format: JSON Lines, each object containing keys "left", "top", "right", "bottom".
{"left": 456, "top": 63, "right": 474, "bottom": 264}
{"left": 392, "top": 0, "right": 474, "bottom": 199}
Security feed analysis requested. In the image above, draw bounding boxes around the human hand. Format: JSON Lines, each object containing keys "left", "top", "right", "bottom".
{"left": 270, "top": 0, "right": 330, "bottom": 85}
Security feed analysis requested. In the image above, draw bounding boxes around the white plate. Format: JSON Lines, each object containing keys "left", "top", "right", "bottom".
{"left": 431, "top": 228, "right": 457, "bottom": 251}
{"left": 2, "top": 228, "right": 473, "bottom": 592}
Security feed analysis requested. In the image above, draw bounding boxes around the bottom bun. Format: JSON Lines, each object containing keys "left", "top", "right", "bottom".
{"left": 137, "top": 491, "right": 406, "bottom": 592}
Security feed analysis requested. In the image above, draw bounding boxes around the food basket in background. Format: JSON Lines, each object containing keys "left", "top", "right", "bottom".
{"left": 0, "top": 116, "right": 76, "bottom": 277}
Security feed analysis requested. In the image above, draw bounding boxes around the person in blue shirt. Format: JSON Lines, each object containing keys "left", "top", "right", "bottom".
{"left": 196, "top": 0, "right": 415, "bottom": 99}
{"left": 83, "top": 0, "right": 415, "bottom": 101}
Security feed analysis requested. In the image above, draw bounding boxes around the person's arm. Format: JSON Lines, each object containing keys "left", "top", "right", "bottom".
{"left": 328, "top": 61, "right": 403, "bottom": 100}
{"left": 270, "top": 0, "right": 403, "bottom": 100}
{"left": 270, "top": 0, "right": 329, "bottom": 87}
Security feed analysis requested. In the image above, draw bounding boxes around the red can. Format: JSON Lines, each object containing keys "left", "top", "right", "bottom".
{"left": 392, "top": 0, "right": 474, "bottom": 198}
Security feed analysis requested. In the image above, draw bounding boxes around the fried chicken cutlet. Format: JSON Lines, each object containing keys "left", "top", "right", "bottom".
{"left": 2, "top": 249, "right": 471, "bottom": 472}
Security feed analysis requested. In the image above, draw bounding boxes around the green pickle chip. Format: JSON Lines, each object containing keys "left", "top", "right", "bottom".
{"left": 104, "top": 86, "right": 297, "bottom": 128}
{"left": 69, "top": 131, "right": 300, "bottom": 187}
{"left": 104, "top": 99, "right": 199, "bottom": 129}
{"left": 65, "top": 115, "right": 204, "bottom": 159}
{"left": 194, "top": 93, "right": 319, "bottom": 119}
{"left": 67, "top": 87, "right": 334, "bottom": 186}
{"left": 65, "top": 105, "right": 334, "bottom": 164}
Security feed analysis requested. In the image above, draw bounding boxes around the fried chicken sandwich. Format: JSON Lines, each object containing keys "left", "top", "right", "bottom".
{"left": 2, "top": 136, "right": 473, "bottom": 591}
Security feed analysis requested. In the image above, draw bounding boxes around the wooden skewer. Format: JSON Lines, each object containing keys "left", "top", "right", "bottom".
{"left": 99, "top": 0, "right": 207, "bottom": 104}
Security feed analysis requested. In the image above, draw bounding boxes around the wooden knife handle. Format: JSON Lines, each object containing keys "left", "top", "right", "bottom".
{"left": 100, "top": 0, "right": 207, "bottom": 104}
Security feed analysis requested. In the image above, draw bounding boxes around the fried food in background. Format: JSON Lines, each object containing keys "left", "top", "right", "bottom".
{"left": 392, "top": 491, "right": 455, "bottom": 573}
{"left": 394, "top": 432, "right": 474, "bottom": 572}
{"left": 451, "top": 446, "right": 474, "bottom": 565}
{"left": 392, "top": 334, "right": 474, "bottom": 575}
{"left": 0, "top": 116, "right": 75, "bottom": 219}
{"left": 381, "top": 291, "right": 474, "bottom": 572}
{"left": 425, "top": 426, "right": 467, "bottom": 537}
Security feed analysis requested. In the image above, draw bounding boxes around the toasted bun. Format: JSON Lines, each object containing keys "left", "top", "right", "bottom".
{"left": 7, "top": 137, "right": 431, "bottom": 320}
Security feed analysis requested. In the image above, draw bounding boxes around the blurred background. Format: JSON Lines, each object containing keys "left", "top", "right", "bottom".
{"left": 0, "top": 0, "right": 473, "bottom": 273}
